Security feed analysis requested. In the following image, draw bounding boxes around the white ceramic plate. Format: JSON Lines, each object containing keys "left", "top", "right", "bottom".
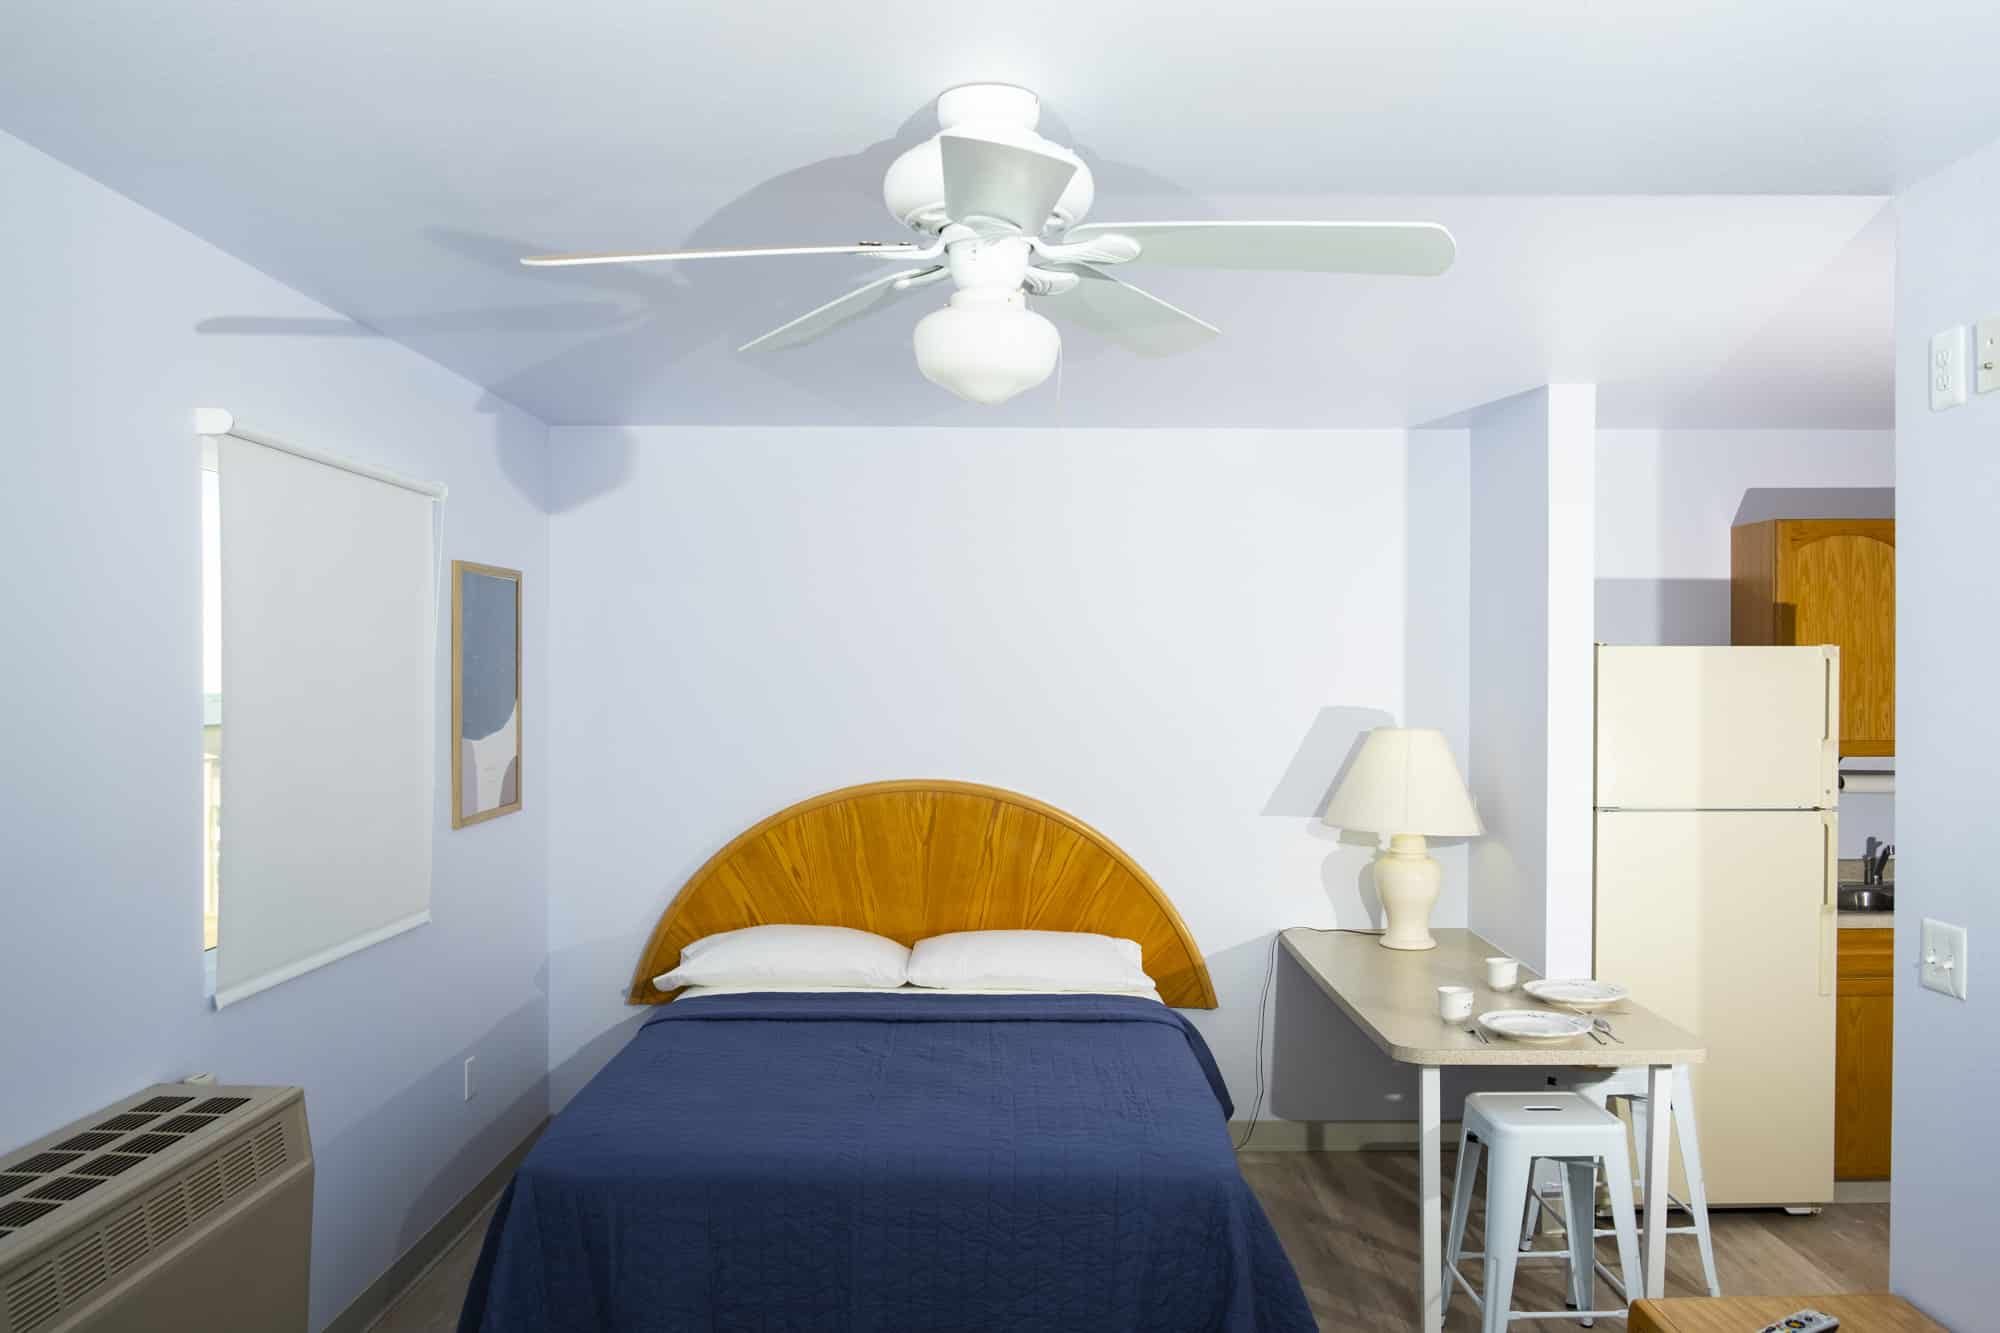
{"left": 1476, "top": 1010, "right": 1595, "bottom": 1044}
{"left": 1521, "top": 979, "right": 1629, "bottom": 1012}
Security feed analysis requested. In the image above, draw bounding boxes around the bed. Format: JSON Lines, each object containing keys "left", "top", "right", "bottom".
{"left": 459, "top": 780, "right": 1314, "bottom": 1333}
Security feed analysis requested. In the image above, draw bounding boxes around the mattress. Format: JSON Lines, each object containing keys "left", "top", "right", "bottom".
{"left": 459, "top": 990, "right": 1312, "bottom": 1333}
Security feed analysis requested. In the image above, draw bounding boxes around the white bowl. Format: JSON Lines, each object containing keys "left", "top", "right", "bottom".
{"left": 1521, "top": 979, "right": 1629, "bottom": 1012}
{"left": 1476, "top": 1010, "right": 1594, "bottom": 1044}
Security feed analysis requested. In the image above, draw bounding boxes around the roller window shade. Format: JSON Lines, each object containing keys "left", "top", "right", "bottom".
{"left": 215, "top": 436, "right": 438, "bottom": 1007}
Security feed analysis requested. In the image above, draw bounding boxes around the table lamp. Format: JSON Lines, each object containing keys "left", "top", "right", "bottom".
{"left": 1322, "top": 727, "right": 1483, "bottom": 950}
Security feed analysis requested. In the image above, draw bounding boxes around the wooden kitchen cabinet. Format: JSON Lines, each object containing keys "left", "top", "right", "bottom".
{"left": 1835, "top": 927, "right": 1893, "bottom": 1180}
{"left": 1731, "top": 518, "right": 1895, "bottom": 756}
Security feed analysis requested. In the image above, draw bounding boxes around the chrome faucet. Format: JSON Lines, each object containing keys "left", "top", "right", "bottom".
{"left": 1862, "top": 836, "right": 1895, "bottom": 886}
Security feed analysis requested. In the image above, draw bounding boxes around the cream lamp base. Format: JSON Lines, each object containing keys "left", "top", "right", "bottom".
{"left": 1374, "top": 833, "right": 1441, "bottom": 950}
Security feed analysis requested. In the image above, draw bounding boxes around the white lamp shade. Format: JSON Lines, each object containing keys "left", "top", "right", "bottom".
{"left": 1322, "top": 727, "right": 1482, "bottom": 837}
{"left": 913, "top": 290, "right": 1060, "bottom": 405}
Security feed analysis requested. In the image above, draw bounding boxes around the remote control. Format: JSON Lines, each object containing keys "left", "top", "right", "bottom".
{"left": 1756, "top": 1312, "right": 1838, "bottom": 1333}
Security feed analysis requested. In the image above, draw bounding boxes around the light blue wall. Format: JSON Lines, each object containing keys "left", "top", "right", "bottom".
{"left": 540, "top": 425, "right": 1467, "bottom": 1126}
{"left": 0, "top": 130, "right": 550, "bottom": 1331}
{"left": 1465, "top": 386, "right": 1597, "bottom": 978}
{"left": 1890, "top": 133, "right": 2000, "bottom": 1327}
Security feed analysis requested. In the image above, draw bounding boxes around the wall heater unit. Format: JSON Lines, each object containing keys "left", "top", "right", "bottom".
{"left": 0, "top": 1085, "right": 311, "bottom": 1333}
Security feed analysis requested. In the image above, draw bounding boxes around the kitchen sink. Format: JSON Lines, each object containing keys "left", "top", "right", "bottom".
{"left": 1837, "top": 885, "right": 1895, "bottom": 913}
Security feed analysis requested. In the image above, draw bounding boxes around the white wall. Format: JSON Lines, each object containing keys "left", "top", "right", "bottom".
{"left": 544, "top": 426, "right": 1475, "bottom": 1125}
{"left": 0, "top": 130, "right": 550, "bottom": 1332}
{"left": 1466, "top": 386, "right": 1596, "bottom": 977}
{"left": 1888, "top": 133, "right": 2000, "bottom": 1328}
{"left": 1595, "top": 429, "right": 1894, "bottom": 645}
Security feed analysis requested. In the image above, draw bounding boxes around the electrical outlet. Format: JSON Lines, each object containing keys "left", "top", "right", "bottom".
{"left": 1978, "top": 318, "right": 1999, "bottom": 394}
{"left": 463, "top": 1056, "right": 477, "bottom": 1101}
{"left": 1932, "top": 327, "right": 1968, "bottom": 410}
{"left": 1920, "top": 918, "right": 1969, "bottom": 999}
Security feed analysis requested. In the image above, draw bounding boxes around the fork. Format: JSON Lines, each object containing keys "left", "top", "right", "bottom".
{"left": 1466, "top": 1026, "right": 1490, "bottom": 1045}
{"left": 1593, "top": 1017, "right": 1624, "bottom": 1044}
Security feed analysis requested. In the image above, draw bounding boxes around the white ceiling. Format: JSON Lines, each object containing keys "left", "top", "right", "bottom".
{"left": 4, "top": 0, "right": 1974, "bottom": 427}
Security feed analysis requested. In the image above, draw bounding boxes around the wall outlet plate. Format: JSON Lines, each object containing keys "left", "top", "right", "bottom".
{"left": 1920, "top": 917, "right": 1969, "bottom": 999}
{"left": 1978, "top": 319, "right": 1999, "bottom": 394}
{"left": 1932, "top": 327, "right": 1968, "bottom": 410}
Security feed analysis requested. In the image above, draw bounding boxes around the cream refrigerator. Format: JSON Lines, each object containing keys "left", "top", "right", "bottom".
{"left": 1595, "top": 645, "right": 1839, "bottom": 1208}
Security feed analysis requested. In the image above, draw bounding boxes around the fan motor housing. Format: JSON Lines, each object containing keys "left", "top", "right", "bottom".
{"left": 883, "top": 85, "right": 1094, "bottom": 234}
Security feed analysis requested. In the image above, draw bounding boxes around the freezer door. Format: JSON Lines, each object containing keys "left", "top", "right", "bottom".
{"left": 1594, "top": 809, "right": 1836, "bottom": 1207}
{"left": 1596, "top": 645, "right": 1838, "bottom": 810}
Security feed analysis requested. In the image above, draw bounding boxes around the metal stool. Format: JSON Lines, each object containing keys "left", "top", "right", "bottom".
{"left": 1520, "top": 1064, "right": 1721, "bottom": 1300}
{"left": 1445, "top": 1092, "right": 1643, "bottom": 1332}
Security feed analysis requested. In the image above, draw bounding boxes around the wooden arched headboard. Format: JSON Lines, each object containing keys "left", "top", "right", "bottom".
{"left": 629, "top": 780, "right": 1217, "bottom": 1008}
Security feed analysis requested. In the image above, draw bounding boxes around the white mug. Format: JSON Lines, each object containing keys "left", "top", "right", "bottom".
{"left": 1437, "top": 985, "right": 1474, "bottom": 1021}
{"left": 1485, "top": 956, "right": 1519, "bottom": 990}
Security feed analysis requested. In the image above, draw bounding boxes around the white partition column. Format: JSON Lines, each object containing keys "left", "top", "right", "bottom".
{"left": 1464, "top": 385, "right": 1597, "bottom": 976}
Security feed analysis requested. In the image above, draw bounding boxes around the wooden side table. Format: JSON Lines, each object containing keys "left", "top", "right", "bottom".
{"left": 1630, "top": 1294, "right": 1948, "bottom": 1332}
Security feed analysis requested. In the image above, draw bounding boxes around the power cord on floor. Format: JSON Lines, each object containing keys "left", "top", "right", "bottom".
{"left": 1234, "top": 927, "right": 1385, "bottom": 1150}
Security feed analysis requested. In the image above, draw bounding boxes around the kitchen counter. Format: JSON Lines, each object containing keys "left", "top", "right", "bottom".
{"left": 1839, "top": 912, "right": 1893, "bottom": 929}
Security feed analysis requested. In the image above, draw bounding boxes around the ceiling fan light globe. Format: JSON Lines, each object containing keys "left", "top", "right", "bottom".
{"left": 913, "top": 293, "right": 1060, "bottom": 405}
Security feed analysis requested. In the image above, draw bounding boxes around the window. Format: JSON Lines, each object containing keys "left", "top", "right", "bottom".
{"left": 201, "top": 462, "right": 221, "bottom": 952}
{"left": 204, "top": 426, "right": 442, "bottom": 1007}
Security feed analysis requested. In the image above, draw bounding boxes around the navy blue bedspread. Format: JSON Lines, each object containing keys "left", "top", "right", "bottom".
{"left": 459, "top": 992, "right": 1313, "bottom": 1333}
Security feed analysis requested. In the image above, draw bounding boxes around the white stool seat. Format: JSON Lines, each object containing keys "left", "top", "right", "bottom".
{"left": 1519, "top": 1064, "right": 1721, "bottom": 1300}
{"left": 1446, "top": 1092, "right": 1643, "bottom": 1333}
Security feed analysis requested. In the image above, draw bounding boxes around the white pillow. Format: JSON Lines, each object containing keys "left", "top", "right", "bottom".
{"left": 653, "top": 925, "right": 910, "bottom": 991}
{"left": 906, "top": 929, "right": 1154, "bottom": 992}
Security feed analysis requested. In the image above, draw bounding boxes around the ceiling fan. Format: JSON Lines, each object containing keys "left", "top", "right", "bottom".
{"left": 522, "top": 84, "right": 1456, "bottom": 405}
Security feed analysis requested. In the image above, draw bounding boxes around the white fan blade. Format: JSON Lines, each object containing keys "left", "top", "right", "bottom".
{"left": 523, "top": 241, "right": 928, "bottom": 268}
{"left": 1059, "top": 221, "right": 1456, "bottom": 275}
{"left": 1039, "top": 264, "right": 1220, "bottom": 358}
{"left": 941, "top": 135, "right": 1077, "bottom": 233}
{"left": 737, "top": 266, "right": 942, "bottom": 353}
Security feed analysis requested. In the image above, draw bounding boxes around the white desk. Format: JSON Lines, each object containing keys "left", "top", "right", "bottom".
{"left": 1280, "top": 928, "right": 1708, "bottom": 1333}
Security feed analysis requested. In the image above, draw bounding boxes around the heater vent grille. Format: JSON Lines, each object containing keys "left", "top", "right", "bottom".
{"left": 127, "top": 1097, "right": 192, "bottom": 1115}
{"left": 182, "top": 1161, "right": 226, "bottom": 1225}
{"left": 101, "top": 1208, "right": 148, "bottom": 1276}
{"left": 73, "top": 1155, "right": 143, "bottom": 1180}
{"left": 253, "top": 1122, "right": 288, "bottom": 1174}
{"left": 144, "top": 1185, "right": 188, "bottom": 1248}
{"left": 0, "top": 1087, "right": 305, "bottom": 1333}
{"left": 2, "top": 1262, "right": 58, "bottom": 1333}
{"left": 55, "top": 1235, "right": 104, "bottom": 1305}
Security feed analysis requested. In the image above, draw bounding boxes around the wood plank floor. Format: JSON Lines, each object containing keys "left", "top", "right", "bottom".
{"left": 1238, "top": 1151, "right": 1888, "bottom": 1332}
{"left": 372, "top": 1153, "right": 1888, "bottom": 1332}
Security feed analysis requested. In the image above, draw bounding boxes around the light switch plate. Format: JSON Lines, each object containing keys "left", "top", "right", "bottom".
{"left": 1920, "top": 917, "right": 1969, "bottom": 999}
{"left": 1933, "top": 327, "right": 1968, "bottom": 410}
{"left": 1978, "top": 319, "right": 1999, "bottom": 394}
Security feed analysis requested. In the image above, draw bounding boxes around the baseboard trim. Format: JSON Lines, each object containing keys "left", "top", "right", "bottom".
{"left": 1834, "top": 1179, "right": 1890, "bottom": 1204}
{"left": 1230, "top": 1119, "right": 1463, "bottom": 1151}
{"left": 328, "top": 1116, "right": 548, "bottom": 1333}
